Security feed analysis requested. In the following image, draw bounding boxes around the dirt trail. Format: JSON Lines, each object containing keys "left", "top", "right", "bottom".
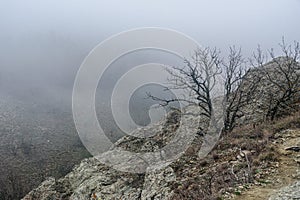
{"left": 234, "top": 129, "right": 300, "bottom": 200}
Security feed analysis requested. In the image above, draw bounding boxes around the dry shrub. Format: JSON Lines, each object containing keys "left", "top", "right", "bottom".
{"left": 171, "top": 111, "right": 300, "bottom": 199}
{"left": 258, "top": 151, "right": 279, "bottom": 162}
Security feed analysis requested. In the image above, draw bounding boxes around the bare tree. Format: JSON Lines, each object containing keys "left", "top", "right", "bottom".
{"left": 149, "top": 46, "right": 261, "bottom": 133}
{"left": 148, "top": 47, "right": 222, "bottom": 120}
{"left": 223, "top": 47, "right": 260, "bottom": 132}
{"left": 252, "top": 39, "right": 300, "bottom": 120}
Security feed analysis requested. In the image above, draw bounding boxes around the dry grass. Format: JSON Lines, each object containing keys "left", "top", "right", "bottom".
{"left": 170, "top": 110, "right": 300, "bottom": 199}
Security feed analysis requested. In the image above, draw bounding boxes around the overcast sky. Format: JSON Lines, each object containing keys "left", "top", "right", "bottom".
{"left": 1, "top": 0, "right": 300, "bottom": 102}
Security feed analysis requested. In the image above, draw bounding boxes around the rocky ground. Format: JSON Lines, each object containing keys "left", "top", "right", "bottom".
{"left": 269, "top": 181, "right": 300, "bottom": 200}
{"left": 22, "top": 110, "right": 300, "bottom": 200}
{"left": 234, "top": 128, "right": 300, "bottom": 200}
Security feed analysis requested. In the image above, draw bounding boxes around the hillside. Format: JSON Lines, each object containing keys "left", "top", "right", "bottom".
{"left": 22, "top": 109, "right": 300, "bottom": 200}
{"left": 22, "top": 57, "right": 300, "bottom": 200}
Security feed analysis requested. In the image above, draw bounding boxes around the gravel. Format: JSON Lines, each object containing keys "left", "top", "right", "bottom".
{"left": 269, "top": 181, "right": 300, "bottom": 200}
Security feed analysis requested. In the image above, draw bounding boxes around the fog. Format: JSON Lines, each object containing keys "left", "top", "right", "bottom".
{"left": 1, "top": 0, "right": 300, "bottom": 128}
{"left": 1, "top": 1, "right": 300, "bottom": 198}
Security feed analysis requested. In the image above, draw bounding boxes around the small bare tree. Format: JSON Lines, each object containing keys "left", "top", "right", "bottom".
{"left": 223, "top": 47, "right": 261, "bottom": 132}
{"left": 252, "top": 39, "right": 300, "bottom": 120}
{"left": 148, "top": 47, "right": 222, "bottom": 120}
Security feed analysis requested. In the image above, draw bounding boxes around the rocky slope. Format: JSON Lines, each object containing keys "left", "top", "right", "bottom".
{"left": 23, "top": 111, "right": 300, "bottom": 200}
{"left": 23, "top": 58, "right": 300, "bottom": 200}
{"left": 22, "top": 102, "right": 209, "bottom": 200}
{"left": 22, "top": 109, "right": 193, "bottom": 200}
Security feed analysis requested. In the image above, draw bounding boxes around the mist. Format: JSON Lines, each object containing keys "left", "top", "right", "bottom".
{"left": 1, "top": 0, "right": 299, "bottom": 105}
{"left": 0, "top": 0, "right": 299, "bottom": 141}
{"left": 1, "top": 1, "right": 300, "bottom": 199}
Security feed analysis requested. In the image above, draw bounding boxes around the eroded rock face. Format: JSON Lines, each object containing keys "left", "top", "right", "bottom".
{"left": 23, "top": 157, "right": 144, "bottom": 200}
{"left": 141, "top": 166, "right": 176, "bottom": 200}
{"left": 22, "top": 145, "right": 179, "bottom": 200}
{"left": 22, "top": 109, "right": 196, "bottom": 200}
{"left": 240, "top": 57, "right": 300, "bottom": 124}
